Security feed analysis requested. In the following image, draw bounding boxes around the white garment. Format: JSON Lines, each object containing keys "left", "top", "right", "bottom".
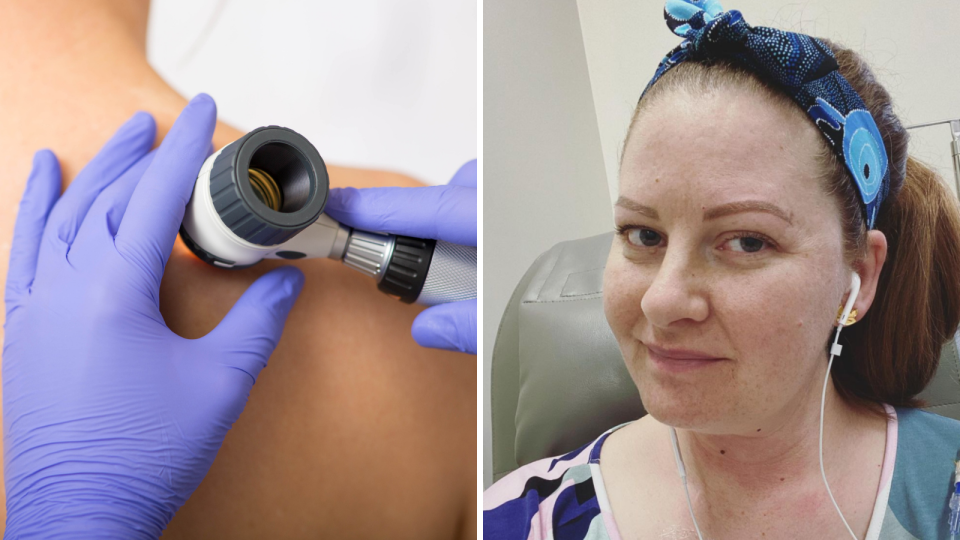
{"left": 146, "top": 0, "right": 477, "bottom": 186}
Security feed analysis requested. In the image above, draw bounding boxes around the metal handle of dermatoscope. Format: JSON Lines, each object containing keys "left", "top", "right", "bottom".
{"left": 337, "top": 229, "right": 477, "bottom": 306}
{"left": 260, "top": 216, "right": 476, "bottom": 306}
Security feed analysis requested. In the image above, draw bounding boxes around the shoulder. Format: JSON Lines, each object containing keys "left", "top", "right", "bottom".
{"left": 891, "top": 406, "right": 960, "bottom": 472}
{"left": 895, "top": 406, "right": 960, "bottom": 436}
{"left": 483, "top": 426, "right": 624, "bottom": 540}
{"left": 886, "top": 407, "right": 960, "bottom": 539}
{"left": 893, "top": 406, "right": 960, "bottom": 470}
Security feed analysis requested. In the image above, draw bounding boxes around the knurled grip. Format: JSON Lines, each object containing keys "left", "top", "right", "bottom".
{"left": 342, "top": 231, "right": 477, "bottom": 305}
{"left": 417, "top": 240, "right": 477, "bottom": 306}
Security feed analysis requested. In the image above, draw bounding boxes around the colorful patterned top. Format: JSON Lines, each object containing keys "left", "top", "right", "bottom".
{"left": 483, "top": 405, "right": 960, "bottom": 539}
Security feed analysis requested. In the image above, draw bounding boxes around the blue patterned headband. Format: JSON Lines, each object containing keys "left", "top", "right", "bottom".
{"left": 641, "top": 0, "right": 890, "bottom": 229}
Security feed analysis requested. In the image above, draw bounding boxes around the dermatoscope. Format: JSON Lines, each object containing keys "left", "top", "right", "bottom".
{"left": 179, "top": 126, "right": 476, "bottom": 306}
{"left": 670, "top": 272, "right": 863, "bottom": 540}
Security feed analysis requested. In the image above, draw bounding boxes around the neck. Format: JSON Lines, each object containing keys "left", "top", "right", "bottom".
{"left": 675, "top": 363, "right": 878, "bottom": 502}
{"left": 0, "top": 0, "right": 245, "bottom": 183}
{"left": 1, "top": 0, "right": 150, "bottom": 59}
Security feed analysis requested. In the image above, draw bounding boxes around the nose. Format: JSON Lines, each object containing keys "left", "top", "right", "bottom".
{"left": 640, "top": 247, "right": 709, "bottom": 329}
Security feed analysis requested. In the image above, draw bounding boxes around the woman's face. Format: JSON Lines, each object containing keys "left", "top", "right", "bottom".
{"left": 604, "top": 88, "right": 851, "bottom": 433}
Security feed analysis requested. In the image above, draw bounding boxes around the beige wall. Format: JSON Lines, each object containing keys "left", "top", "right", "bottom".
{"left": 483, "top": 0, "right": 960, "bottom": 488}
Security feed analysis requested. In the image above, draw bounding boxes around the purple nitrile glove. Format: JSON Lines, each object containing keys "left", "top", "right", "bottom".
{"left": 323, "top": 160, "right": 477, "bottom": 355}
{"left": 3, "top": 94, "right": 304, "bottom": 539}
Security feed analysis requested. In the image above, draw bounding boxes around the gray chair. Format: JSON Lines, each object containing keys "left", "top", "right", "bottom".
{"left": 490, "top": 232, "right": 960, "bottom": 483}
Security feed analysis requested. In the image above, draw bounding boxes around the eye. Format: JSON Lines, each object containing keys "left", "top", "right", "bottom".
{"left": 617, "top": 225, "right": 664, "bottom": 249}
{"left": 721, "top": 232, "right": 775, "bottom": 254}
{"left": 620, "top": 227, "right": 663, "bottom": 248}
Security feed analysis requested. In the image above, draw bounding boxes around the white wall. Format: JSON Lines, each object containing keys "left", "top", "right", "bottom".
{"left": 484, "top": 0, "right": 960, "bottom": 488}
{"left": 147, "top": 0, "right": 477, "bottom": 186}
{"left": 483, "top": 0, "right": 613, "bottom": 488}
{"left": 577, "top": 0, "right": 960, "bottom": 201}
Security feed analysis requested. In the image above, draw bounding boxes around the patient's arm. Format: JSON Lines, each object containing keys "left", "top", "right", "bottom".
{"left": 0, "top": 2, "right": 476, "bottom": 539}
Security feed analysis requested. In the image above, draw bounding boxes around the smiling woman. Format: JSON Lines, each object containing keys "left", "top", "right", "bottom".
{"left": 483, "top": 2, "right": 960, "bottom": 539}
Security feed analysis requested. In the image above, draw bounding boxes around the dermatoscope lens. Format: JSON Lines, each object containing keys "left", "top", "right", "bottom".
{"left": 246, "top": 141, "right": 313, "bottom": 214}
{"left": 199, "top": 126, "right": 328, "bottom": 247}
{"left": 248, "top": 168, "right": 283, "bottom": 211}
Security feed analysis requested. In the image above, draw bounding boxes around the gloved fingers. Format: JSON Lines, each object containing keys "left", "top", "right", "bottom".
{"left": 324, "top": 184, "right": 477, "bottom": 246}
{"left": 410, "top": 298, "right": 477, "bottom": 355}
{"left": 5, "top": 150, "right": 62, "bottom": 308}
{"left": 71, "top": 150, "right": 157, "bottom": 256}
{"left": 115, "top": 94, "right": 217, "bottom": 284}
{"left": 201, "top": 266, "right": 305, "bottom": 383}
{"left": 46, "top": 112, "right": 155, "bottom": 248}
{"left": 447, "top": 159, "right": 477, "bottom": 188}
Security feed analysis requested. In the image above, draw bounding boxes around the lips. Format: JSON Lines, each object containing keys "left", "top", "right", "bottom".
{"left": 644, "top": 342, "right": 724, "bottom": 373}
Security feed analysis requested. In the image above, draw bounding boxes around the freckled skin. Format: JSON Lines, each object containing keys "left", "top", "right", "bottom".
{"left": 597, "top": 88, "right": 890, "bottom": 539}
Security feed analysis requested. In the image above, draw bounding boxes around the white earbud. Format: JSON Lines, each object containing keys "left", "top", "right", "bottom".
{"left": 838, "top": 272, "right": 861, "bottom": 328}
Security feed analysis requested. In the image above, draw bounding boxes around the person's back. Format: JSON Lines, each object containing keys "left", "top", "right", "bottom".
{"left": 0, "top": 2, "right": 476, "bottom": 538}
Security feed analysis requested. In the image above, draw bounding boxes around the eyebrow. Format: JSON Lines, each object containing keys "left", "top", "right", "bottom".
{"left": 615, "top": 197, "right": 794, "bottom": 225}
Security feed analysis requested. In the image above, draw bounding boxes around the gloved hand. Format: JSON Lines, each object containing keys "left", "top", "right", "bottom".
{"left": 323, "top": 160, "right": 477, "bottom": 355}
{"left": 2, "top": 94, "right": 304, "bottom": 538}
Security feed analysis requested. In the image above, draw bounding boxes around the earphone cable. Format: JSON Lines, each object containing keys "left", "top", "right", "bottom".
{"left": 670, "top": 427, "right": 706, "bottom": 540}
{"left": 821, "top": 323, "right": 860, "bottom": 540}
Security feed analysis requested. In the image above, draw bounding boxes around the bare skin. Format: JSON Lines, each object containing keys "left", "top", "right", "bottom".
{"left": 0, "top": 2, "right": 476, "bottom": 539}
{"left": 600, "top": 88, "right": 888, "bottom": 539}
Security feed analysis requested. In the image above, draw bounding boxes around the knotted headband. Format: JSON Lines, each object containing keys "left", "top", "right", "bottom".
{"left": 641, "top": 0, "right": 891, "bottom": 229}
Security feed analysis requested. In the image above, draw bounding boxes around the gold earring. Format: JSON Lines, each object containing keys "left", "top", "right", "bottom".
{"left": 836, "top": 305, "right": 858, "bottom": 326}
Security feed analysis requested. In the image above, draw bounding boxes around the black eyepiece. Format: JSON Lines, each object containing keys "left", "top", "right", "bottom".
{"left": 208, "top": 126, "right": 329, "bottom": 246}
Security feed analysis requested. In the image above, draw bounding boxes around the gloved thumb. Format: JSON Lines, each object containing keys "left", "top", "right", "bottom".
{"left": 203, "top": 266, "right": 305, "bottom": 382}
{"left": 411, "top": 299, "right": 477, "bottom": 355}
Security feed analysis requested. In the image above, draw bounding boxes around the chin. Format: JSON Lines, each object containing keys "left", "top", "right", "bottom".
{"left": 643, "top": 396, "right": 714, "bottom": 430}
{"left": 633, "top": 367, "right": 728, "bottom": 431}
